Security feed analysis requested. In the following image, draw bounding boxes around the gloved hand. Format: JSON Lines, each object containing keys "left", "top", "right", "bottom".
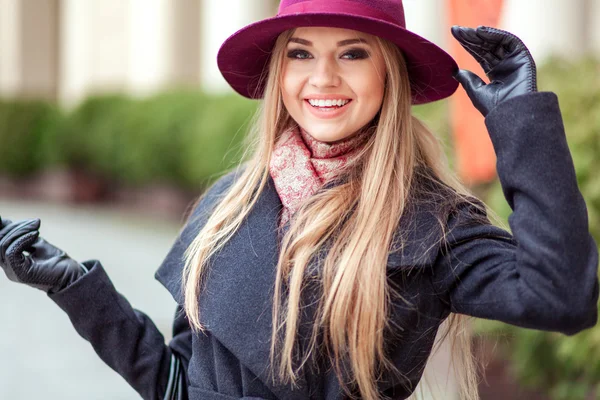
{"left": 451, "top": 25, "right": 538, "bottom": 117}
{"left": 0, "top": 217, "right": 88, "bottom": 294}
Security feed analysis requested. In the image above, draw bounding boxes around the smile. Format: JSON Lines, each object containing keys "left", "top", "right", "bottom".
{"left": 304, "top": 99, "right": 352, "bottom": 119}
{"left": 307, "top": 99, "right": 351, "bottom": 107}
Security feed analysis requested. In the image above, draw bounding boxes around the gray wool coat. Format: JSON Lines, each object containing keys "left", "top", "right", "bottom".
{"left": 49, "top": 92, "right": 599, "bottom": 400}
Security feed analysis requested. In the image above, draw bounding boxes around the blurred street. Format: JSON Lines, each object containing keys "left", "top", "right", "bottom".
{"left": 0, "top": 199, "right": 181, "bottom": 400}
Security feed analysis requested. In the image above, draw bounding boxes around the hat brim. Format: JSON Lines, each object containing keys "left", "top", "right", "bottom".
{"left": 217, "top": 12, "right": 459, "bottom": 105}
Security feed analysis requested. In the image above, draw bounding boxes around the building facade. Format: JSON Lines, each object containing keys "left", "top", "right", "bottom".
{"left": 0, "top": 0, "right": 598, "bottom": 108}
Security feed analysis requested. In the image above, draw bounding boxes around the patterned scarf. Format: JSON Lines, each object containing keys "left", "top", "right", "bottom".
{"left": 269, "top": 126, "right": 371, "bottom": 228}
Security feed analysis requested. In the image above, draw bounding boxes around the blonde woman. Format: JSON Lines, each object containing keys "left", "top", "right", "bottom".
{"left": 0, "top": 1, "right": 597, "bottom": 399}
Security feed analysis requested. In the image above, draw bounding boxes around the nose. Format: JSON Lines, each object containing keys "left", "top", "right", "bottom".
{"left": 308, "top": 57, "right": 341, "bottom": 88}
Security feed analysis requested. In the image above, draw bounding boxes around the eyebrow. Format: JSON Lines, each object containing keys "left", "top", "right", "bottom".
{"left": 288, "top": 37, "right": 370, "bottom": 47}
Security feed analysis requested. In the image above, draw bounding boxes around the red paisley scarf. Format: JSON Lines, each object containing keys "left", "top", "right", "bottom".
{"left": 269, "top": 126, "right": 371, "bottom": 228}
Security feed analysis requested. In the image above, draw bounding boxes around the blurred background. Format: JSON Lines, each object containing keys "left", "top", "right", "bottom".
{"left": 0, "top": 0, "right": 598, "bottom": 399}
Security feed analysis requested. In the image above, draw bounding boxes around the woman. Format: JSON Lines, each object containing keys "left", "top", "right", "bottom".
{"left": 0, "top": 1, "right": 597, "bottom": 399}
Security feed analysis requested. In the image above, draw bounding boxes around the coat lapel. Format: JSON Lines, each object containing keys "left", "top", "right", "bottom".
{"left": 156, "top": 172, "right": 310, "bottom": 399}
{"left": 197, "top": 175, "right": 312, "bottom": 399}
{"left": 155, "top": 169, "right": 452, "bottom": 399}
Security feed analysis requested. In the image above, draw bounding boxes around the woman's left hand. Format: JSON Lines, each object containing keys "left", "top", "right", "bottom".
{"left": 0, "top": 217, "right": 88, "bottom": 294}
{"left": 451, "top": 25, "right": 538, "bottom": 117}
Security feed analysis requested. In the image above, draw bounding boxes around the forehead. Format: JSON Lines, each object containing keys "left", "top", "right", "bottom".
{"left": 289, "top": 26, "right": 374, "bottom": 43}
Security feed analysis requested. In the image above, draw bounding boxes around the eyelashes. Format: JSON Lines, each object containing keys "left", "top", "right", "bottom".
{"left": 287, "top": 49, "right": 311, "bottom": 60}
{"left": 286, "top": 48, "right": 370, "bottom": 60}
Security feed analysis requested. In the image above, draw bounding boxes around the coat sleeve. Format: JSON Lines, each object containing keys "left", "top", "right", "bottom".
{"left": 431, "top": 92, "right": 599, "bottom": 336}
{"left": 48, "top": 259, "right": 192, "bottom": 400}
{"left": 45, "top": 165, "right": 245, "bottom": 399}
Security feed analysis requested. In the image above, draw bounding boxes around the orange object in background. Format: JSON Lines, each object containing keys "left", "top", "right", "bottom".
{"left": 448, "top": 0, "right": 504, "bottom": 185}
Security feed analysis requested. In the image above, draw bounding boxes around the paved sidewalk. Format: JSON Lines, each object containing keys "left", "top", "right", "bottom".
{"left": 0, "top": 199, "right": 456, "bottom": 400}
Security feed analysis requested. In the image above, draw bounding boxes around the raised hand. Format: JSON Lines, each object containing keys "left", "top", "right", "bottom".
{"left": 0, "top": 217, "right": 88, "bottom": 293}
{"left": 451, "top": 25, "right": 538, "bottom": 117}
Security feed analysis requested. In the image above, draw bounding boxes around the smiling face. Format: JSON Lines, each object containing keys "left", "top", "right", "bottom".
{"left": 280, "top": 27, "right": 387, "bottom": 143}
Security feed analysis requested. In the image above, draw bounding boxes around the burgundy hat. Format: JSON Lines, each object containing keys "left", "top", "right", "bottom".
{"left": 217, "top": 0, "right": 459, "bottom": 105}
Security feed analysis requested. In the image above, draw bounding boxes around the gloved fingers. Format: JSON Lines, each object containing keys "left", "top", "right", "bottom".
{"left": 0, "top": 219, "right": 41, "bottom": 262}
{"left": 0, "top": 218, "right": 40, "bottom": 236}
{"left": 452, "top": 25, "right": 528, "bottom": 75}
{"left": 451, "top": 26, "right": 496, "bottom": 71}
{"left": 454, "top": 69, "right": 487, "bottom": 93}
{"left": 29, "top": 236, "right": 64, "bottom": 259}
{"left": 6, "top": 230, "right": 39, "bottom": 271}
{"left": 0, "top": 217, "right": 15, "bottom": 239}
{"left": 475, "top": 26, "right": 526, "bottom": 55}
{"left": 476, "top": 27, "right": 537, "bottom": 83}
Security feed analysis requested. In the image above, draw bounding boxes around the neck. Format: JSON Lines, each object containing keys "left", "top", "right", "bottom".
{"left": 299, "top": 127, "right": 371, "bottom": 159}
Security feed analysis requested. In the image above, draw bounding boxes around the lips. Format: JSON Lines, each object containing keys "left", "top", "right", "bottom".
{"left": 305, "top": 99, "right": 353, "bottom": 109}
{"left": 307, "top": 99, "right": 350, "bottom": 107}
{"left": 304, "top": 99, "right": 352, "bottom": 119}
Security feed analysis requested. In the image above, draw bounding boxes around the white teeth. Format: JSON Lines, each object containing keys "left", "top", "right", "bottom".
{"left": 307, "top": 99, "right": 350, "bottom": 107}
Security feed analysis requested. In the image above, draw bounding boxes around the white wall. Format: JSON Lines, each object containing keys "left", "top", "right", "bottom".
{"left": 199, "top": 0, "right": 273, "bottom": 94}
{"left": 87, "top": 0, "right": 129, "bottom": 92}
{"left": 128, "top": 0, "right": 174, "bottom": 96}
{"left": 58, "top": 0, "right": 178, "bottom": 107}
{"left": 591, "top": 0, "right": 600, "bottom": 54}
{"left": 498, "top": 0, "right": 588, "bottom": 61}
{"left": 403, "top": 0, "right": 449, "bottom": 51}
{"left": 0, "top": 0, "right": 21, "bottom": 96}
{"left": 58, "top": 0, "right": 89, "bottom": 107}
{"left": 1, "top": 0, "right": 598, "bottom": 105}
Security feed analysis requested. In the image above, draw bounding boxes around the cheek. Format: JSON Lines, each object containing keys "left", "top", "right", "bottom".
{"left": 357, "top": 69, "right": 385, "bottom": 107}
{"left": 281, "top": 68, "right": 303, "bottom": 99}
{"left": 281, "top": 91, "right": 297, "bottom": 119}
{"left": 281, "top": 75, "right": 294, "bottom": 111}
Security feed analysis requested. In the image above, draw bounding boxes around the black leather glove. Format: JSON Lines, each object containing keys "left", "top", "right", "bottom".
{"left": 451, "top": 25, "right": 538, "bottom": 117}
{"left": 0, "top": 217, "right": 88, "bottom": 294}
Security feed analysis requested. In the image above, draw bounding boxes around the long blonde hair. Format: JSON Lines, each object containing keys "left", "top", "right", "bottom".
{"left": 182, "top": 28, "right": 480, "bottom": 400}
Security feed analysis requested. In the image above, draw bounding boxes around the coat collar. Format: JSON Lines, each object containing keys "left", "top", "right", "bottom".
{"left": 155, "top": 168, "right": 449, "bottom": 399}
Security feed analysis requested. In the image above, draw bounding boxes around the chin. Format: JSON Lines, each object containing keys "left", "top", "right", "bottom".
{"left": 305, "top": 128, "right": 350, "bottom": 143}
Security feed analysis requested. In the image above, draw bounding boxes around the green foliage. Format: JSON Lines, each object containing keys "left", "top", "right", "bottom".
{"left": 58, "top": 94, "right": 134, "bottom": 180}
{"left": 98, "top": 90, "right": 256, "bottom": 188}
{"left": 171, "top": 91, "right": 256, "bottom": 188}
{"left": 60, "top": 90, "right": 257, "bottom": 188}
{"left": 478, "top": 56, "right": 600, "bottom": 400}
{"left": 413, "top": 99, "right": 451, "bottom": 138}
{"left": 0, "top": 99, "right": 64, "bottom": 176}
{"left": 413, "top": 99, "right": 454, "bottom": 155}
{"left": 0, "top": 90, "right": 258, "bottom": 189}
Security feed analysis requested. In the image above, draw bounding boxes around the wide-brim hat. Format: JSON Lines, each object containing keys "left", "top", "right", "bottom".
{"left": 217, "top": 0, "right": 459, "bottom": 105}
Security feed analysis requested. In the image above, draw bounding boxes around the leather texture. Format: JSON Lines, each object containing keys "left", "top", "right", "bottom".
{"left": 451, "top": 25, "right": 538, "bottom": 117}
{"left": 0, "top": 217, "right": 87, "bottom": 293}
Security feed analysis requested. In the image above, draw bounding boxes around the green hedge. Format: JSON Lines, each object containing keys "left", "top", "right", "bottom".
{"left": 478, "top": 56, "right": 600, "bottom": 400}
{"left": 62, "top": 89, "right": 257, "bottom": 189}
{"left": 0, "top": 99, "right": 64, "bottom": 176}
{"left": 0, "top": 89, "right": 257, "bottom": 190}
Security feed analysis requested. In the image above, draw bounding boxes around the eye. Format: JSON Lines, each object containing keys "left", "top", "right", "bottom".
{"left": 287, "top": 49, "right": 312, "bottom": 60}
{"left": 341, "top": 49, "right": 369, "bottom": 60}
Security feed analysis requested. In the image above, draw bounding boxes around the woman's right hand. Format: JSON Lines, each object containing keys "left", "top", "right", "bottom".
{"left": 0, "top": 216, "right": 88, "bottom": 294}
